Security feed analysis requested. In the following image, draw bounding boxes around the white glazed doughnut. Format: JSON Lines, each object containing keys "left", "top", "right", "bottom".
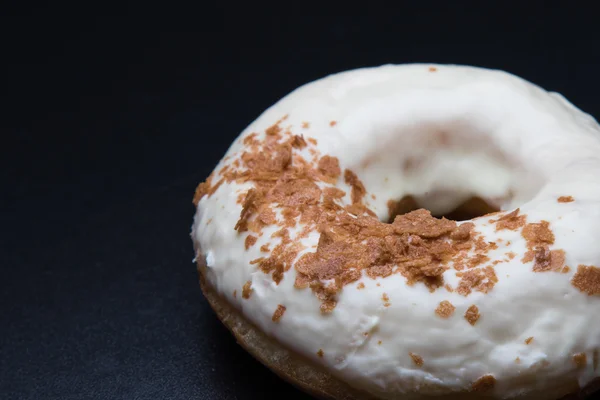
{"left": 191, "top": 64, "right": 600, "bottom": 399}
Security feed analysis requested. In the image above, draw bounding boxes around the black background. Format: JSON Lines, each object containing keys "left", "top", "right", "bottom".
{"left": 2, "top": 6, "right": 600, "bottom": 400}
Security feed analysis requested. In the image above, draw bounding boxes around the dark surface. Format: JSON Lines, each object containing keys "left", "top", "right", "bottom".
{"left": 2, "top": 9, "right": 600, "bottom": 400}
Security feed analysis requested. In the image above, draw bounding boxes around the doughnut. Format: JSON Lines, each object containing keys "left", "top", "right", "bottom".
{"left": 191, "top": 64, "right": 600, "bottom": 399}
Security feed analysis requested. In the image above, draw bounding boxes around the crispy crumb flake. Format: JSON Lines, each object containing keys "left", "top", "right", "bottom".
{"left": 571, "top": 265, "right": 600, "bottom": 295}
{"left": 409, "top": 352, "right": 424, "bottom": 367}
{"left": 558, "top": 196, "right": 574, "bottom": 203}
{"left": 464, "top": 305, "right": 480, "bottom": 325}
{"left": 197, "top": 117, "right": 513, "bottom": 313}
{"left": 242, "top": 281, "right": 252, "bottom": 299}
{"left": 317, "top": 349, "right": 324, "bottom": 358}
{"left": 525, "top": 337, "right": 533, "bottom": 345}
{"left": 272, "top": 304, "right": 286, "bottom": 322}
{"left": 495, "top": 208, "right": 526, "bottom": 231}
{"left": 245, "top": 235, "right": 257, "bottom": 249}
{"left": 435, "top": 301, "right": 455, "bottom": 318}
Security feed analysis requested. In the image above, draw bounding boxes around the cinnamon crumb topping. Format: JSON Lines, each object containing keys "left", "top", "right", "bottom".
{"left": 527, "top": 247, "right": 566, "bottom": 273}
{"left": 272, "top": 304, "right": 286, "bottom": 322}
{"left": 265, "top": 122, "right": 282, "bottom": 136}
{"left": 194, "top": 116, "right": 512, "bottom": 312}
{"left": 317, "top": 349, "right": 324, "bottom": 358}
{"left": 558, "top": 196, "right": 574, "bottom": 203}
{"left": 302, "top": 122, "right": 310, "bottom": 129}
{"left": 344, "top": 169, "right": 366, "bottom": 204}
{"left": 464, "top": 305, "right": 480, "bottom": 325}
{"left": 456, "top": 267, "right": 498, "bottom": 296}
{"left": 245, "top": 235, "right": 257, "bottom": 249}
{"left": 242, "top": 281, "right": 253, "bottom": 299}
{"left": 378, "top": 340, "right": 382, "bottom": 345}
{"left": 435, "top": 300, "right": 455, "bottom": 318}
{"left": 472, "top": 375, "right": 496, "bottom": 392}
{"left": 573, "top": 353, "right": 587, "bottom": 368}
{"left": 291, "top": 135, "right": 307, "bottom": 149}
{"left": 525, "top": 337, "right": 533, "bottom": 345}
{"left": 329, "top": 120, "right": 337, "bottom": 127}
{"left": 382, "top": 293, "right": 391, "bottom": 307}
{"left": 428, "top": 67, "right": 438, "bottom": 72}
{"left": 522, "top": 220, "right": 555, "bottom": 246}
{"left": 318, "top": 155, "right": 341, "bottom": 179}
{"left": 409, "top": 352, "right": 424, "bottom": 367}
{"left": 495, "top": 208, "right": 526, "bottom": 231}
{"left": 192, "top": 181, "right": 210, "bottom": 205}
{"left": 260, "top": 244, "right": 270, "bottom": 252}
{"left": 571, "top": 265, "right": 600, "bottom": 295}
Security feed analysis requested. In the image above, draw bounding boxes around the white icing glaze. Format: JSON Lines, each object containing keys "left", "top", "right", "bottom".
{"left": 191, "top": 64, "right": 600, "bottom": 398}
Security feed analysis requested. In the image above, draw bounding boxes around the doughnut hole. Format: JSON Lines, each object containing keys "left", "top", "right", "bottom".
{"left": 387, "top": 195, "right": 499, "bottom": 222}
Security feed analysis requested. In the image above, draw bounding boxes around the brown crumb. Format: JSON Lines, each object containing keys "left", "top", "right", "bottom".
{"left": 409, "top": 352, "right": 424, "bottom": 367}
{"left": 525, "top": 337, "right": 533, "bottom": 345}
{"left": 573, "top": 353, "right": 587, "bottom": 368}
{"left": 522, "top": 220, "right": 555, "bottom": 246}
{"left": 242, "top": 281, "right": 253, "bottom": 299}
{"left": 464, "top": 305, "right": 480, "bottom": 326}
{"left": 302, "top": 122, "right": 310, "bottom": 129}
{"left": 206, "top": 218, "right": 212, "bottom": 225}
{"left": 260, "top": 243, "right": 270, "bottom": 252}
{"left": 515, "top": 357, "right": 521, "bottom": 364}
{"left": 558, "top": 196, "right": 574, "bottom": 203}
{"left": 378, "top": 340, "right": 382, "bottom": 345}
{"left": 344, "top": 169, "right": 366, "bottom": 204}
{"left": 382, "top": 293, "right": 391, "bottom": 307}
{"left": 291, "top": 135, "right": 307, "bottom": 149}
{"left": 471, "top": 375, "right": 496, "bottom": 392}
{"left": 265, "top": 122, "right": 282, "bottom": 136}
{"left": 317, "top": 349, "right": 324, "bottom": 358}
{"left": 245, "top": 235, "right": 258, "bottom": 249}
{"left": 428, "top": 66, "right": 437, "bottom": 72}
{"left": 204, "top": 117, "right": 510, "bottom": 313}
{"left": 435, "top": 300, "right": 455, "bottom": 318}
{"left": 531, "top": 248, "right": 566, "bottom": 273}
{"left": 272, "top": 304, "right": 286, "bottom": 322}
{"left": 329, "top": 120, "right": 337, "bottom": 127}
{"left": 318, "top": 155, "right": 341, "bottom": 179}
{"left": 495, "top": 208, "right": 526, "bottom": 231}
{"left": 192, "top": 181, "right": 210, "bottom": 205}
{"left": 571, "top": 265, "right": 600, "bottom": 295}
